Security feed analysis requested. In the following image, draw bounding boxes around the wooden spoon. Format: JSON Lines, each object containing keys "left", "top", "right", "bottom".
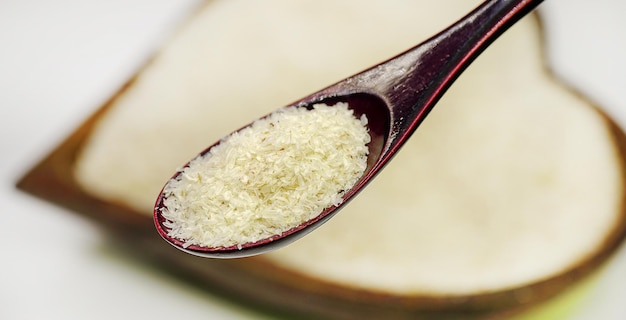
{"left": 154, "top": 0, "right": 544, "bottom": 258}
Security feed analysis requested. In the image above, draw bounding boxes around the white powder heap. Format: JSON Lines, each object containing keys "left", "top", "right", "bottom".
{"left": 161, "top": 102, "right": 370, "bottom": 249}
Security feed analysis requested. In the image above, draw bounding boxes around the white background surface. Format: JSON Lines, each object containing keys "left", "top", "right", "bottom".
{"left": 1, "top": 0, "right": 625, "bottom": 319}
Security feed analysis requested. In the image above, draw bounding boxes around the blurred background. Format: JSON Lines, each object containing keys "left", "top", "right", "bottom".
{"left": 1, "top": 0, "right": 625, "bottom": 319}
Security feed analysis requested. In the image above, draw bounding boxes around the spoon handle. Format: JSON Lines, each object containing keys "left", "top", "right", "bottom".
{"left": 366, "top": 0, "right": 543, "bottom": 157}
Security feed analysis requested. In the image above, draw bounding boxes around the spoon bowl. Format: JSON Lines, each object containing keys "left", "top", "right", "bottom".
{"left": 154, "top": 0, "right": 544, "bottom": 258}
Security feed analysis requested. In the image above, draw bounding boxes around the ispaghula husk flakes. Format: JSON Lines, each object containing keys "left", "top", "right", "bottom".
{"left": 161, "top": 103, "right": 370, "bottom": 248}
